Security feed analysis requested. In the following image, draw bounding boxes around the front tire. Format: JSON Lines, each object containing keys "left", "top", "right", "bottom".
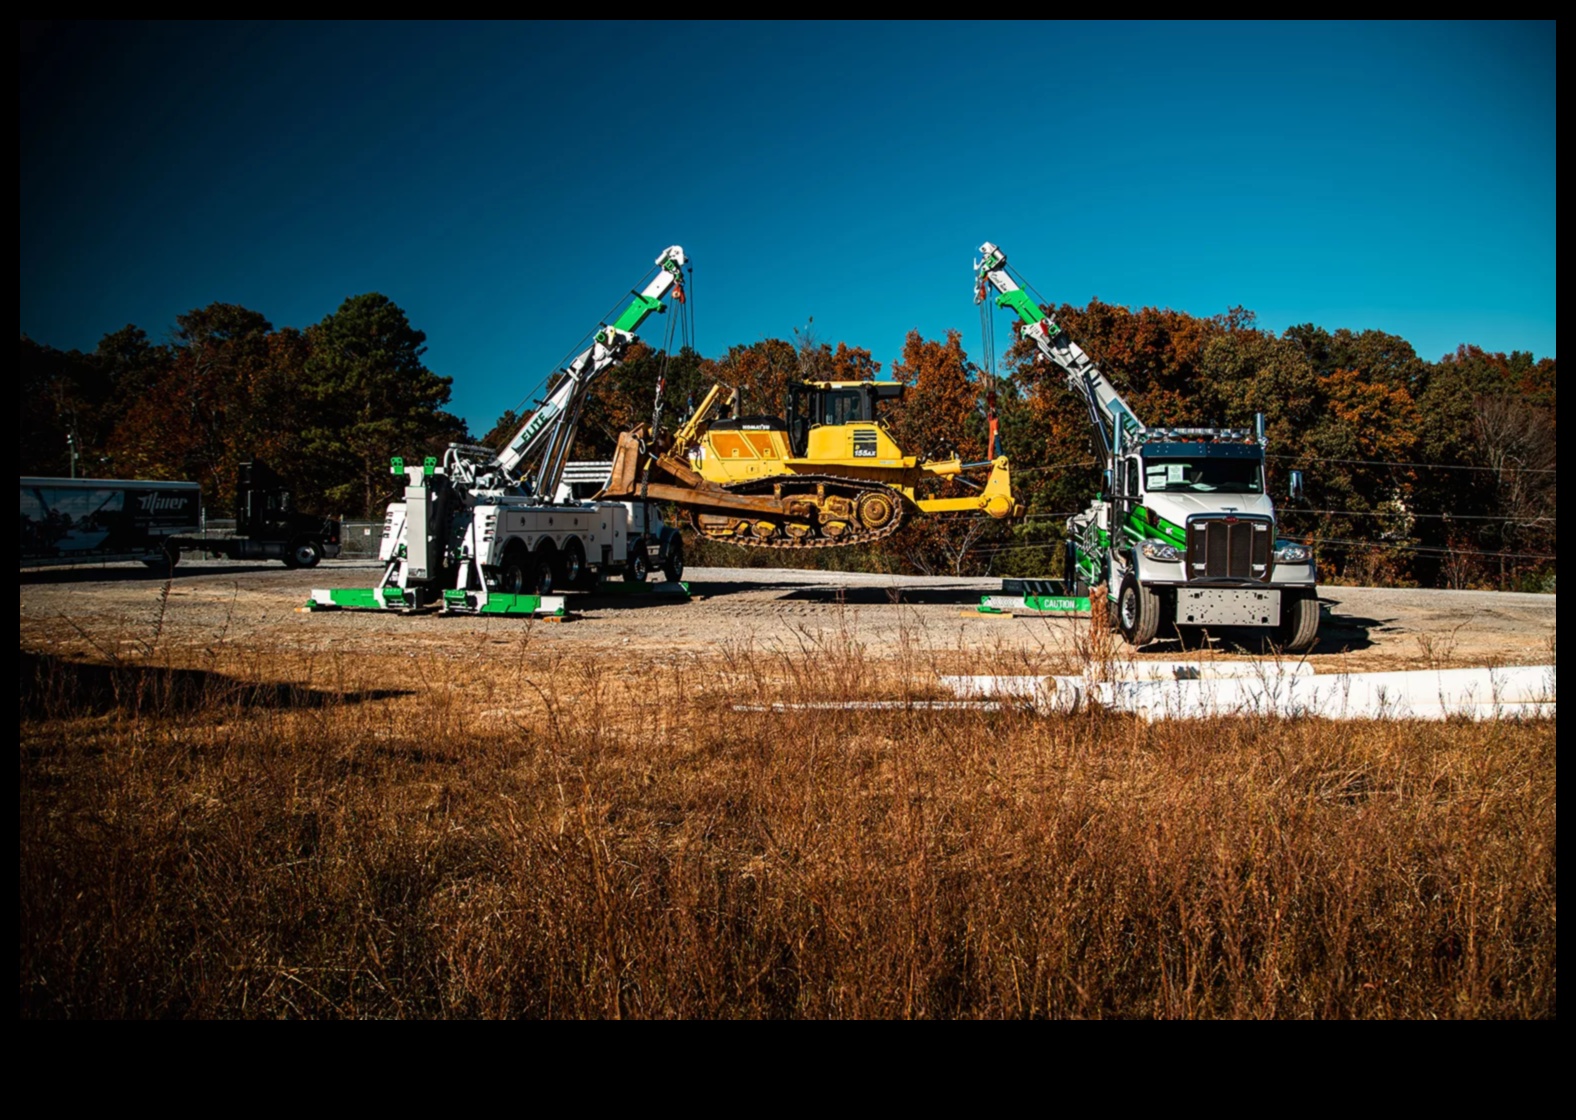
{"left": 143, "top": 542, "right": 181, "bottom": 572}
{"left": 1117, "top": 574, "right": 1161, "bottom": 647}
{"left": 284, "top": 538, "right": 323, "bottom": 569}
{"left": 625, "top": 545, "right": 649, "bottom": 583}
{"left": 1275, "top": 590, "right": 1320, "bottom": 652}
{"left": 662, "top": 537, "right": 684, "bottom": 583}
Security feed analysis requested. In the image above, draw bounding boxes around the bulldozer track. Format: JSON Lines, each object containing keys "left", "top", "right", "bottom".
{"left": 690, "top": 474, "right": 909, "bottom": 550}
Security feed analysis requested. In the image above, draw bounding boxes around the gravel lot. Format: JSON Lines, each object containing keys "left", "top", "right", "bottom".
{"left": 20, "top": 559, "right": 1557, "bottom": 674}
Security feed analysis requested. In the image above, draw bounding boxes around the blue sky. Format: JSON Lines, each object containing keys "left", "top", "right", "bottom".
{"left": 20, "top": 21, "right": 1555, "bottom": 436}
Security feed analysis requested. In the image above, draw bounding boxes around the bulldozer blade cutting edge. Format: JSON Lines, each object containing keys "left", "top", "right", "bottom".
{"left": 308, "top": 587, "right": 412, "bottom": 611}
{"left": 979, "top": 593, "right": 1091, "bottom": 615}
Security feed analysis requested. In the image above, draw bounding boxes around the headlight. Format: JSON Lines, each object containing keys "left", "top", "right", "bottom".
{"left": 1274, "top": 539, "right": 1311, "bottom": 563}
{"left": 1140, "top": 540, "right": 1184, "bottom": 562}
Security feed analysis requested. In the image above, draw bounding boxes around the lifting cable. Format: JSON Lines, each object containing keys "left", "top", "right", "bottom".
{"left": 978, "top": 273, "right": 999, "bottom": 460}
{"left": 638, "top": 261, "right": 692, "bottom": 544}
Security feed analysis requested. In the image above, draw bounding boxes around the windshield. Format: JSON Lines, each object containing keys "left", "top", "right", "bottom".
{"left": 1143, "top": 457, "right": 1263, "bottom": 494}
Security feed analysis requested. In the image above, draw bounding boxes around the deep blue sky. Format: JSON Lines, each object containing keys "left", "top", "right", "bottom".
{"left": 20, "top": 20, "right": 1556, "bottom": 436}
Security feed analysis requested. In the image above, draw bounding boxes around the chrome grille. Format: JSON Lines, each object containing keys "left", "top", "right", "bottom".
{"left": 1187, "top": 517, "right": 1272, "bottom": 581}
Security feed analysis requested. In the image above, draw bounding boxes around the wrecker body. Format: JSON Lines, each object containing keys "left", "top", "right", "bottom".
{"left": 311, "top": 246, "right": 688, "bottom": 615}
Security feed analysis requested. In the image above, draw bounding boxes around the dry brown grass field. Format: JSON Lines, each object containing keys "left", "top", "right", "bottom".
{"left": 19, "top": 563, "right": 1557, "bottom": 1018}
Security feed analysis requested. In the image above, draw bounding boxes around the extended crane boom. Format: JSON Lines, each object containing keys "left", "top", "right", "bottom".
{"left": 974, "top": 241, "right": 1143, "bottom": 460}
{"left": 496, "top": 246, "right": 687, "bottom": 498}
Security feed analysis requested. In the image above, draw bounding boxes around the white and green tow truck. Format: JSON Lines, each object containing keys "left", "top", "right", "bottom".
{"left": 974, "top": 241, "right": 1319, "bottom": 650}
{"left": 309, "top": 245, "right": 689, "bottom": 616}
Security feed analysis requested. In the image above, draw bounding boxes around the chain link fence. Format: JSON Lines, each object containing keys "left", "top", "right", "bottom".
{"left": 337, "top": 521, "right": 383, "bottom": 558}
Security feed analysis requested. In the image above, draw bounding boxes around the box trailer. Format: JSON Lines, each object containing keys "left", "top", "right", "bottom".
{"left": 21, "top": 476, "right": 201, "bottom": 568}
{"left": 21, "top": 460, "right": 340, "bottom": 570}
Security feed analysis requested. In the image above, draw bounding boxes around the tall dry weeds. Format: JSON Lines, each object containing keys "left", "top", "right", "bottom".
{"left": 19, "top": 624, "right": 1557, "bottom": 1018}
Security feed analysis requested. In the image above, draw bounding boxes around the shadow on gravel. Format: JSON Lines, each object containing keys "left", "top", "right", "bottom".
{"left": 677, "top": 579, "right": 980, "bottom": 606}
{"left": 780, "top": 586, "right": 980, "bottom": 607}
{"left": 21, "top": 651, "right": 414, "bottom": 717}
{"left": 1130, "top": 604, "right": 1384, "bottom": 656}
{"left": 20, "top": 563, "right": 270, "bottom": 584}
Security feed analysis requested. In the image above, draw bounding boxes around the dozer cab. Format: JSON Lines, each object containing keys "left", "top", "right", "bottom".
{"left": 601, "top": 379, "right": 1021, "bottom": 549}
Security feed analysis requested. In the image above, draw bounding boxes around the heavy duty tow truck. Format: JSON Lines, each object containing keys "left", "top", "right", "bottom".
{"left": 601, "top": 377, "right": 1021, "bottom": 549}
{"left": 974, "top": 241, "right": 1319, "bottom": 650}
{"left": 309, "top": 246, "right": 688, "bottom": 615}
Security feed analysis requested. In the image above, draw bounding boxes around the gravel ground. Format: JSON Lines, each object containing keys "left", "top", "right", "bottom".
{"left": 19, "top": 559, "right": 1557, "bottom": 673}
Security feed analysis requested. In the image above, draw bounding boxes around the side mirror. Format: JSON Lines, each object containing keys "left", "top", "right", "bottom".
{"left": 1288, "top": 469, "right": 1305, "bottom": 502}
{"left": 1102, "top": 468, "right": 1114, "bottom": 500}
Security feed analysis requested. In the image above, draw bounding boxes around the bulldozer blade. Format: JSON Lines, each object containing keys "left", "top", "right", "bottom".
{"left": 599, "top": 430, "right": 648, "bottom": 499}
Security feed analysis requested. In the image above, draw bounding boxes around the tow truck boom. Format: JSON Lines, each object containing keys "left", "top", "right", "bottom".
{"left": 493, "top": 245, "right": 687, "bottom": 497}
{"left": 974, "top": 241, "right": 1144, "bottom": 460}
{"left": 309, "top": 244, "right": 690, "bottom": 615}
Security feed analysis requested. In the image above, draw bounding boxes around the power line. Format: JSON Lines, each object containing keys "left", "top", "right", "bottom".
{"left": 1267, "top": 454, "right": 1556, "bottom": 474}
{"left": 1301, "top": 536, "right": 1555, "bottom": 562}
{"left": 1288, "top": 508, "right": 1554, "bottom": 524}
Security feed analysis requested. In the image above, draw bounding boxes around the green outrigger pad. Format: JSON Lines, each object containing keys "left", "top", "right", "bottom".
{"left": 441, "top": 590, "right": 566, "bottom": 616}
{"left": 306, "top": 587, "right": 412, "bottom": 611}
{"left": 978, "top": 593, "right": 1092, "bottom": 616}
{"left": 305, "top": 587, "right": 567, "bottom": 616}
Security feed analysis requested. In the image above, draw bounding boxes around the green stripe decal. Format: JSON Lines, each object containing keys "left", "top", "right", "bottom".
{"left": 1123, "top": 506, "right": 1186, "bottom": 547}
{"left": 994, "top": 290, "right": 1053, "bottom": 328}
{"left": 477, "top": 594, "right": 545, "bottom": 615}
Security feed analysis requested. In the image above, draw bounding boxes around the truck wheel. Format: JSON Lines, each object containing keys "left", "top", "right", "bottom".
{"left": 533, "top": 542, "right": 557, "bottom": 596}
{"left": 558, "top": 539, "right": 586, "bottom": 589}
{"left": 143, "top": 543, "right": 180, "bottom": 572}
{"left": 285, "top": 539, "right": 323, "bottom": 569}
{"left": 500, "top": 543, "right": 530, "bottom": 594}
{"left": 1276, "top": 590, "right": 1320, "bottom": 652}
{"left": 1117, "top": 574, "right": 1161, "bottom": 647}
{"left": 662, "top": 537, "right": 684, "bottom": 582}
{"left": 625, "top": 545, "right": 649, "bottom": 583}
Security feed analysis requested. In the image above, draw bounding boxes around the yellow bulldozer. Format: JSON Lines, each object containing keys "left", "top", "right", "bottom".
{"left": 600, "top": 379, "right": 1021, "bottom": 549}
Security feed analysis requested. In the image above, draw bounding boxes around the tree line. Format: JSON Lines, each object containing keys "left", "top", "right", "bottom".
{"left": 21, "top": 295, "right": 1555, "bottom": 590}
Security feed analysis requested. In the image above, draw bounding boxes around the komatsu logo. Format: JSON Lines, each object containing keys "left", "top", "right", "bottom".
{"left": 137, "top": 492, "right": 190, "bottom": 513}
